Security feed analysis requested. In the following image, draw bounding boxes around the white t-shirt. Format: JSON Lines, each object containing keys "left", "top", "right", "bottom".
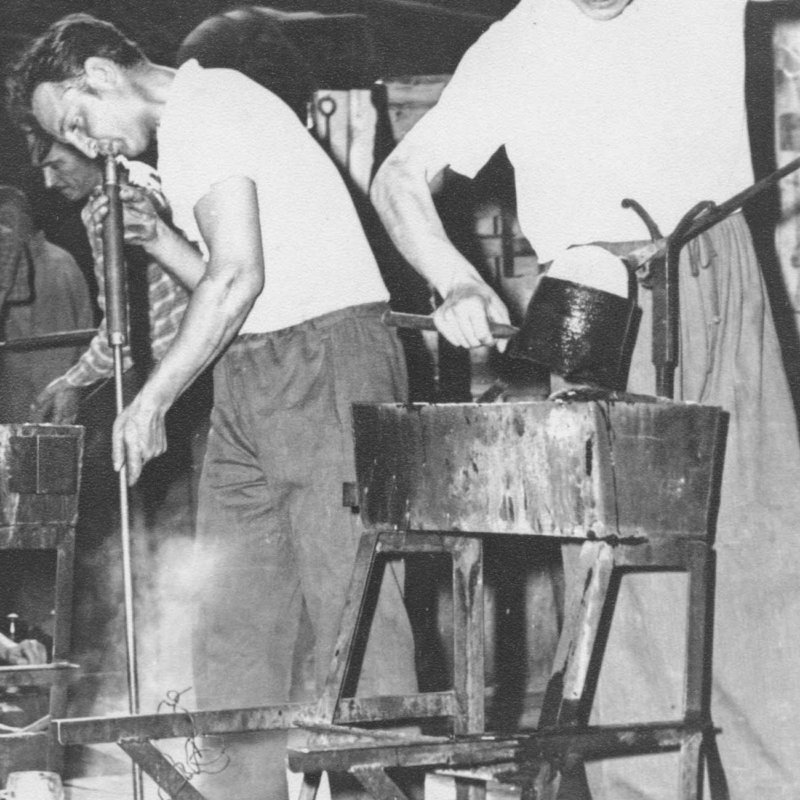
{"left": 157, "top": 60, "right": 389, "bottom": 334}
{"left": 401, "top": 0, "right": 753, "bottom": 263}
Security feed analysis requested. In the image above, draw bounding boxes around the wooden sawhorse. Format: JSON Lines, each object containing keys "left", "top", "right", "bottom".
{"left": 288, "top": 398, "right": 728, "bottom": 799}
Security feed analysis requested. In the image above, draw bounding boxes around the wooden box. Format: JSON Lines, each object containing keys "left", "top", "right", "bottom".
{"left": 352, "top": 399, "right": 727, "bottom": 541}
{"left": 0, "top": 425, "right": 83, "bottom": 543}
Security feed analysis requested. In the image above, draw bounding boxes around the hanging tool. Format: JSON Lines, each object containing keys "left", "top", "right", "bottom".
{"left": 383, "top": 310, "right": 518, "bottom": 339}
{"left": 622, "top": 153, "right": 800, "bottom": 397}
{"left": 102, "top": 153, "right": 143, "bottom": 800}
{"left": 625, "top": 153, "right": 800, "bottom": 274}
{"left": 317, "top": 95, "right": 337, "bottom": 153}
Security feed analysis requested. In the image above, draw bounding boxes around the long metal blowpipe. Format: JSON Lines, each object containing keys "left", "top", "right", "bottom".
{"left": 102, "top": 153, "right": 143, "bottom": 800}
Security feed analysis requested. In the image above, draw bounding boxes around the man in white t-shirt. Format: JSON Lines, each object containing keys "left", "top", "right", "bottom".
{"left": 372, "top": 1, "right": 800, "bottom": 798}
{"left": 8, "top": 14, "right": 418, "bottom": 800}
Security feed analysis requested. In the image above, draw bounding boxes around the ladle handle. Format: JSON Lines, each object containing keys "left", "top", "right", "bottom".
{"left": 382, "top": 310, "right": 518, "bottom": 338}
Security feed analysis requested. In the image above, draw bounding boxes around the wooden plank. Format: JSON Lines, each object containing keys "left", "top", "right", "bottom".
{"left": 56, "top": 704, "right": 319, "bottom": 745}
{"left": 318, "top": 531, "right": 380, "bottom": 720}
{"left": 334, "top": 690, "right": 457, "bottom": 723}
{"left": 539, "top": 541, "right": 615, "bottom": 729}
{"left": 351, "top": 765, "right": 412, "bottom": 800}
{"left": 118, "top": 739, "right": 205, "bottom": 800}
{"left": 451, "top": 536, "right": 485, "bottom": 735}
{"left": 287, "top": 722, "right": 705, "bottom": 774}
{"left": 683, "top": 541, "right": 711, "bottom": 722}
{"left": 55, "top": 690, "right": 452, "bottom": 746}
{"left": 678, "top": 732, "right": 703, "bottom": 800}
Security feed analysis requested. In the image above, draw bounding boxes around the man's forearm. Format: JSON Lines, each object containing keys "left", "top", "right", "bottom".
{"left": 142, "top": 219, "right": 206, "bottom": 291}
{"left": 136, "top": 264, "right": 259, "bottom": 411}
{"left": 371, "top": 155, "right": 485, "bottom": 295}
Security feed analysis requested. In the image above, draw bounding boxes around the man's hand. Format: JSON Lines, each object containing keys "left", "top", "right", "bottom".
{"left": 434, "top": 275, "right": 512, "bottom": 350}
{"left": 112, "top": 391, "right": 168, "bottom": 485}
{"left": 30, "top": 384, "right": 81, "bottom": 424}
{"left": 0, "top": 637, "right": 47, "bottom": 665}
{"left": 85, "top": 185, "right": 160, "bottom": 248}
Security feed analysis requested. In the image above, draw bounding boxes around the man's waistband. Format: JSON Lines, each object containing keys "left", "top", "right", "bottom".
{"left": 233, "top": 302, "right": 389, "bottom": 343}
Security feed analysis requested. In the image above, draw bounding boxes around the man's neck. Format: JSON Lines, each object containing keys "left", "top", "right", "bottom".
{"left": 128, "top": 63, "right": 176, "bottom": 129}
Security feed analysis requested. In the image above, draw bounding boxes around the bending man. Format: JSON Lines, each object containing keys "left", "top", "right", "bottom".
{"left": 8, "top": 14, "right": 417, "bottom": 800}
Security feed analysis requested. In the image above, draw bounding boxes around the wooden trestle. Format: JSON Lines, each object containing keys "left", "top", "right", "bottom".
{"left": 54, "top": 399, "right": 729, "bottom": 800}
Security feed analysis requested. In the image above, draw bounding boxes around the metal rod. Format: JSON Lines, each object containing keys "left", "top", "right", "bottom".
{"left": 103, "top": 155, "right": 128, "bottom": 346}
{"left": 103, "top": 154, "right": 143, "bottom": 800}
{"left": 0, "top": 328, "right": 97, "bottom": 352}
{"left": 626, "top": 154, "right": 800, "bottom": 271}
{"left": 382, "top": 310, "right": 519, "bottom": 338}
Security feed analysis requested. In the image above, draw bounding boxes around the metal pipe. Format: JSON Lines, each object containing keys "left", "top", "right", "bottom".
{"left": 103, "top": 155, "right": 128, "bottom": 346}
{"left": 0, "top": 329, "right": 97, "bottom": 352}
{"left": 625, "top": 154, "right": 800, "bottom": 272}
{"left": 102, "top": 154, "right": 143, "bottom": 800}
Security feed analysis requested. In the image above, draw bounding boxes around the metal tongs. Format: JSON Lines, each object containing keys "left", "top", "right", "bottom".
{"left": 621, "top": 153, "right": 800, "bottom": 398}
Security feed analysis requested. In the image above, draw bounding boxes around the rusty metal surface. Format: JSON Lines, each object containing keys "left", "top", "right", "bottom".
{"left": 352, "top": 400, "right": 726, "bottom": 541}
{"left": 0, "top": 425, "right": 83, "bottom": 528}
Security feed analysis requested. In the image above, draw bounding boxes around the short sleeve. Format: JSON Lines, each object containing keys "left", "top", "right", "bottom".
{"left": 167, "top": 93, "right": 264, "bottom": 211}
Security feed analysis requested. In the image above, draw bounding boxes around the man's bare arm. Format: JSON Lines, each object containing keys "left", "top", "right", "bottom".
{"left": 371, "top": 146, "right": 510, "bottom": 348}
{"left": 85, "top": 186, "right": 206, "bottom": 291}
{"left": 112, "top": 174, "right": 264, "bottom": 482}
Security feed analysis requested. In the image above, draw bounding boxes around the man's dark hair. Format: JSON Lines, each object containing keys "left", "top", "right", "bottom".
{"left": 6, "top": 13, "right": 146, "bottom": 123}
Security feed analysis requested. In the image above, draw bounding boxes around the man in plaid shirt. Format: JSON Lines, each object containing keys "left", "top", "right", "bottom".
{"left": 28, "top": 136, "right": 189, "bottom": 424}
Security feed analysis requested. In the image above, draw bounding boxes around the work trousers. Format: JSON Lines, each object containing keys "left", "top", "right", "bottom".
{"left": 191, "top": 303, "right": 418, "bottom": 800}
{"left": 584, "top": 213, "right": 800, "bottom": 799}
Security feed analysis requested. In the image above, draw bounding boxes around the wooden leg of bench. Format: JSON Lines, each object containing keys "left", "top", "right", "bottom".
{"left": 351, "top": 765, "right": 411, "bottom": 800}
{"left": 317, "top": 531, "right": 383, "bottom": 720}
{"left": 535, "top": 540, "right": 615, "bottom": 800}
{"left": 297, "top": 771, "right": 321, "bottom": 800}
{"left": 679, "top": 732, "right": 702, "bottom": 800}
{"left": 541, "top": 541, "right": 615, "bottom": 728}
{"left": 451, "top": 536, "right": 485, "bottom": 736}
{"left": 454, "top": 776, "right": 487, "bottom": 800}
{"left": 118, "top": 739, "right": 205, "bottom": 799}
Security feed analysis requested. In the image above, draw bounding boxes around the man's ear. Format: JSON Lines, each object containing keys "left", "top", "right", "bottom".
{"left": 83, "top": 57, "right": 120, "bottom": 92}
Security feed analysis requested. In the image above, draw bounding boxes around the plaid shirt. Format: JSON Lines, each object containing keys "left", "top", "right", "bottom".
{"left": 49, "top": 163, "right": 190, "bottom": 391}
